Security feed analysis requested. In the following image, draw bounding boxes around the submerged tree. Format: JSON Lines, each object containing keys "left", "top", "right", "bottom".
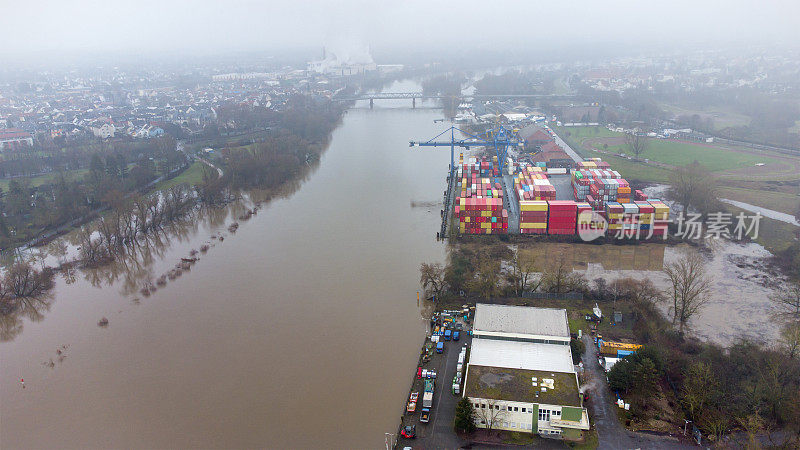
{"left": 419, "top": 262, "right": 447, "bottom": 299}
{"left": 663, "top": 249, "right": 713, "bottom": 336}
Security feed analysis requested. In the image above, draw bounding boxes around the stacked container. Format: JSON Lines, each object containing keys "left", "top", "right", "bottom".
{"left": 616, "top": 180, "right": 632, "bottom": 204}
{"left": 621, "top": 203, "right": 640, "bottom": 236}
{"left": 454, "top": 155, "right": 508, "bottom": 234}
{"left": 605, "top": 202, "right": 624, "bottom": 234}
{"left": 547, "top": 201, "right": 579, "bottom": 235}
{"left": 456, "top": 197, "right": 508, "bottom": 234}
{"left": 515, "top": 166, "right": 556, "bottom": 201}
{"left": 649, "top": 199, "right": 670, "bottom": 237}
{"left": 635, "top": 201, "right": 654, "bottom": 235}
{"left": 519, "top": 200, "right": 548, "bottom": 234}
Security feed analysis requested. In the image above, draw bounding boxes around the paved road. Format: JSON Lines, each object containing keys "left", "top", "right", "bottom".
{"left": 720, "top": 199, "right": 800, "bottom": 226}
{"left": 549, "top": 128, "right": 583, "bottom": 163}
{"left": 397, "top": 332, "right": 470, "bottom": 449}
{"left": 581, "top": 335, "right": 693, "bottom": 450}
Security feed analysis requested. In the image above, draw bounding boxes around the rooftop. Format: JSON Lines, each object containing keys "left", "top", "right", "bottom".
{"left": 469, "top": 338, "right": 575, "bottom": 373}
{"left": 464, "top": 365, "right": 581, "bottom": 407}
{"left": 473, "top": 304, "right": 569, "bottom": 338}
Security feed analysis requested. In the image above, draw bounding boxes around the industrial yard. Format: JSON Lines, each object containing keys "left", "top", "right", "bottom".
{"left": 444, "top": 127, "right": 671, "bottom": 240}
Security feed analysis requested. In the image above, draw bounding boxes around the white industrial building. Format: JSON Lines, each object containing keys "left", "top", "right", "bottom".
{"left": 463, "top": 304, "right": 590, "bottom": 440}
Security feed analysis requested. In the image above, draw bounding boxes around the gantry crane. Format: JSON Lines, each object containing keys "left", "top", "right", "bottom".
{"left": 410, "top": 124, "right": 525, "bottom": 239}
{"left": 409, "top": 124, "right": 525, "bottom": 177}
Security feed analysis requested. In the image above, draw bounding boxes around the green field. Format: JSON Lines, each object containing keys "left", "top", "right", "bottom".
{"left": 154, "top": 161, "right": 209, "bottom": 190}
{"left": 557, "top": 126, "right": 620, "bottom": 140}
{"left": 599, "top": 139, "right": 781, "bottom": 172}
{"left": 555, "top": 125, "right": 785, "bottom": 172}
{"left": 724, "top": 204, "right": 798, "bottom": 253}
{"left": 659, "top": 103, "right": 751, "bottom": 130}
{"left": 555, "top": 127, "right": 673, "bottom": 182}
{"left": 0, "top": 169, "right": 89, "bottom": 191}
{"left": 719, "top": 187, "right": 800, "bottom": 216}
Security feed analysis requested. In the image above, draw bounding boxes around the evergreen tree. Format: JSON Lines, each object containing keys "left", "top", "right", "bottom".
{"left": 454, "top": 397, "right": 477, "bottom": 434}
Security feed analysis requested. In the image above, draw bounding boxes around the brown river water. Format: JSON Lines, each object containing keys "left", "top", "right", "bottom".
{"left": 1, "top": 91, "right": 450, "bottom": 448}
{"left": 0, "top": 82, "right": 787, "bottom": 448}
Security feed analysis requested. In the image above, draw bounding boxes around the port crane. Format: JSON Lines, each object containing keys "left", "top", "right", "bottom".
{"left": 410, "top": 124, "right": 525, "bottom": 239}
{"left": 409, "top": 124, "right": 525, "bottom": 176}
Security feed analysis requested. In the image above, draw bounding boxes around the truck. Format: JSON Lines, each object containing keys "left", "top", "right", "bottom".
{"left": 422, "top": 391, "right": 433, "bottom": 409}
{"left": 420, "top": 408, "right": 431, "bottom": 423}
{"left": 436, "top": 342, "right": 443, "bottom": 353}
{"left": 444, "top": 329, "right": 452, "bottom": 341}
{"left": 453, "top": 331, "right": 460, "bottom": 341}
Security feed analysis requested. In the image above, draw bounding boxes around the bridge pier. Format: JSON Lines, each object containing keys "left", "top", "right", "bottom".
{"left": 412, "top": 97, "right": 416, "bottom": 109}
{"left": 369, "top": 98, "right": 373, "bottom": 109}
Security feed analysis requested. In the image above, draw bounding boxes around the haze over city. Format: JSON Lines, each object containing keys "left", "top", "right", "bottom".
{"left": 1, "top": 1, "right": 799, "bottom": 449}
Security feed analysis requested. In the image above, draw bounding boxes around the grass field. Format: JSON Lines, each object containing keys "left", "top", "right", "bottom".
{"left": 0, "top": 169, "right": 89, "bottom": 191}
{"left": 598, "top": 139, "right": 782, "bottom": 172}
{"left": 725, "top": 204, "right": 799, "bottom": 253}
{"left": 154, "top": 161, "right": 208, "bottom": 190}
{"left": 555, "top": 127, "right": 673, "bottom": 183}
{"left": 719, "top": 187, "right": 800, "bottom": 216}
{"left": 659, "top": 103, "right": 751, "bottom": 130}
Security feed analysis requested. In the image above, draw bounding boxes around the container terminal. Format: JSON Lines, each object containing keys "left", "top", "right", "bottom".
{"left": 420, "top": 123, "right": 671, "bottom": 239}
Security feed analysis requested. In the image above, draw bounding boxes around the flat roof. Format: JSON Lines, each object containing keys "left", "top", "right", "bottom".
{"left": 464, "top": 365, "right": 581, "bottom": 407}
{"left": 469, "top": 338, "right": 575, "bottom": 374}
{"left": 473, "top": 304, "right": 569, "bottom": 338}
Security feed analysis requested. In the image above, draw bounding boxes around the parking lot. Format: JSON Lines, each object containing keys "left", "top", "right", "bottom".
{"left": 396, "top": 313, "right": 472, "bottom": 449}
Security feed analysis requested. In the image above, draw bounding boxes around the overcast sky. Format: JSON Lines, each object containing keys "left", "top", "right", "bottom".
{"left": 2, "top": 0, "right": 798, "bottom": 59}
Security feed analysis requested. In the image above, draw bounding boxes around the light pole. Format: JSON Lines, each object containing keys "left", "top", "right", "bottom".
{"left": 683, "top": 419, "right": 691, "bottom": 436}
{"left": 384, "top": 432, "right": 395, "bottom": 450}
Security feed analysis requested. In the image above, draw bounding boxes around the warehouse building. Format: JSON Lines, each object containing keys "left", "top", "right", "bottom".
{"left": 463, "top": 304, "right": 590, "bottom": 439}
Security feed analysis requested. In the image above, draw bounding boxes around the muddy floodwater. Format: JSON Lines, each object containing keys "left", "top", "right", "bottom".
{"left": 1, "top": 84, "right": 450, "bottom": 448}
{"left": 0, "top": 82, "right": 787, "bottom": 448}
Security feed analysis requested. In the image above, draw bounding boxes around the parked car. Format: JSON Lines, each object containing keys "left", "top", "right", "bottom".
{"left": 420, "top": 408, "right": 431, "bottom": 423}
{"left": 407, "top": 392, "right": 419, "bottom": 413}
{"left": 400, "top": 425, "right": 416, "bottom": 438}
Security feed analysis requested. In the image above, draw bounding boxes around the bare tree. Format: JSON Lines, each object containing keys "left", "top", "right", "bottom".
{"left": 4, "top": 261, "right": 54, "bottom": 298}
{"left": 663, "top": 249, "right": 713, "bottom": 336}
{"left": 680, "top": 361, "right": 718, "bottom": 421}
{"left": 668, "top": 162, "right": 719, "bottom": 216}
{"left": 470, "top": 257, "right": 501, "bottom": 299}
{"left": 504, "top": 249, "right": 541, "bottom": 295}
{"left": 474, "top": 399, "right": 506, "bottom": 433}
{"left": 542, "top": 255, "right": 585, "bottom": 294}
{"left": 779, "top": 321, "right": 800, "bottom": 359}
{"left": 624, "top": 130, "right": 649, "bottom": 160}
{"left": 419, "top": 262, "right": 446, "bottom": 299}
{"left": 770, "top": 281, "right": 800, "bottom": 323}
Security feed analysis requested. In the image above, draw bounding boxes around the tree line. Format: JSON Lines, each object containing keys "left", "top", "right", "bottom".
{"left": 0, "top": 135, "right": 187, "bottom": 250}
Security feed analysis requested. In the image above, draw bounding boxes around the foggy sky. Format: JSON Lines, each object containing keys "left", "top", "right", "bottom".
{"left": 2, "top": 0, "right": 799, "bottom": 60}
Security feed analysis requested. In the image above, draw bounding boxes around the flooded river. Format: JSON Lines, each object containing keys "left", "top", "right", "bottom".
{"left": 1, "top": 84, "right": 449, "bottom": 448}
{"left": 0, "top": 82, "right": 788, "bottom": 448}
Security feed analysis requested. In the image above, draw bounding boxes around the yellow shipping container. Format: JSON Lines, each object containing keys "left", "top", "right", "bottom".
{"left": 481, "top": 222, "right": 491, "bottom": 229}
{"left": 481, "top": 211, "right": 492, "bottom": 217}
{"left": 519, "top": 201, "right": 549, "bottom": 212}
{"left": 519, "top": 222, "right": 547, "bottom": 229}
{"left": 465, "top": 216, "right": 471, "bottom": 223}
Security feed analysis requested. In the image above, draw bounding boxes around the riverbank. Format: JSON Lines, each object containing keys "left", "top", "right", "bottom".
{"left": 0, "top": 102, "right": 451, "bottom": 448}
